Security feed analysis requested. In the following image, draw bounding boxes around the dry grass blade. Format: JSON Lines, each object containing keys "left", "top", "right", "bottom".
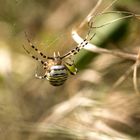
{"left": 40, "top": 93, "right": 97, "bottom": 124}
{"left": 112, "top": 64, "right": 135, "bottom": 89}
{"left": 88, "top": 11, "right": 140, "bottom": 29}
{"left": 79, "top": 0, "right": 102, "bottom": 28}
{"left": 101, "top": 0, "right": 118, "bottom": 13}
{"left": 80, "top": 0, "right": 122, "bottom": 29}
{"left": 133, "top": 49, "right": 140, "bottom": 95}
{"left": 72, "top": 30, "right": 137, "bottom": 61}
{"left": 27, "top": 93, "right": 99, "bottom": 140}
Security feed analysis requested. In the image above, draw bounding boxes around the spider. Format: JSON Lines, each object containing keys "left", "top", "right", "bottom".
{"left": 23, "top": 32, "right": 95, "bottom": 86}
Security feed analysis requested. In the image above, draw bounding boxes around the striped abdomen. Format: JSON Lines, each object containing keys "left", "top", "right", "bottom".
{"left": 47, "top": 65, "right": 68, "bottom": 86}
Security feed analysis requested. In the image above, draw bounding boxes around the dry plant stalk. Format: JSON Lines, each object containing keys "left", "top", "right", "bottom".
{"left": 133, "top": 49, "right": 140, "bottom": 94}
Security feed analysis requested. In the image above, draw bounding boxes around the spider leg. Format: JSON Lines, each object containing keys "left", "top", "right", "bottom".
{"left": 25, "top": 32, "right": 47, "bottom": 59}
{"left": 61, "top": 32, "right": 96, "bottom": 59}
{"left": 35, "top": 66, "right": 48, "bottom": 79}
{"left": 35, "top": 73, "right": 47, "bottom": 79}
{"left": 65, "top": 58, "right": 78, "bottom": 75}
{"left": 22, "top": 45, "right": 45, "bottom": 65}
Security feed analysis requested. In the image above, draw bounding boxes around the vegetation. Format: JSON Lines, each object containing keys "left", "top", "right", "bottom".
{"left": 0, "top": 0, "right": 140, "bottom": 139}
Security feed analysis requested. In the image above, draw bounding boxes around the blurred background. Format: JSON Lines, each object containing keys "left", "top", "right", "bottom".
{"left": 0, "top": 0, "right": 140, "bottom": 139}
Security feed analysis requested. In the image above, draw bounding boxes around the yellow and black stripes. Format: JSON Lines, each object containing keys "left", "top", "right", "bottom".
{"left": 22, "top": 45, "right": 45, "bottom": 65}
{"left": 47, "top": 65, "right": 68, "bottom": 86}
{"left": 25, "top": 32, "right": 47, "bottom": 59}
{"left": 61, "top": 38, "right": 88, "bottom": 59}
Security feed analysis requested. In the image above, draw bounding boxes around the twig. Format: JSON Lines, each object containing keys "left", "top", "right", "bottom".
{"left": 79, "top": 0, "right": 125, "bottom": 29}
{"left": 72, "top": 30, "right": 137, "bottom": 61}
{"left": 89, "top": 11, "right": 140, "bottom": 29}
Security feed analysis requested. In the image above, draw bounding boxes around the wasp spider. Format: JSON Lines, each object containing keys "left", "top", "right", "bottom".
{"left": 23, "top": 32, "right": 94, "bottom": 86}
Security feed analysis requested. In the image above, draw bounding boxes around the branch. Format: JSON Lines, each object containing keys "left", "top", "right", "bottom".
{"left": 72, "top": 30, "right": 137, "bottom": 61}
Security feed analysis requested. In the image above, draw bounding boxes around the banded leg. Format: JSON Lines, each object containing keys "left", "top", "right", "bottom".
{"left": 25, "top": 32, "right": 47, "bottom": 59}
{"left": 65, "top": 58, "right": 78, "bottom": 75}
{"left": 35, "top": 73, "right": 47, "bottom": 79}
{"left": 22, "top": 45, "right": 45, "bottom": 65}
{"left": 43, "top": 62, "right": 48, "bottom": 69}
{"left": 61, "top": 32, "right": 96, "bottom": 59}
{"left": 34, "top": 65, "right": 48, "bottom": 79}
